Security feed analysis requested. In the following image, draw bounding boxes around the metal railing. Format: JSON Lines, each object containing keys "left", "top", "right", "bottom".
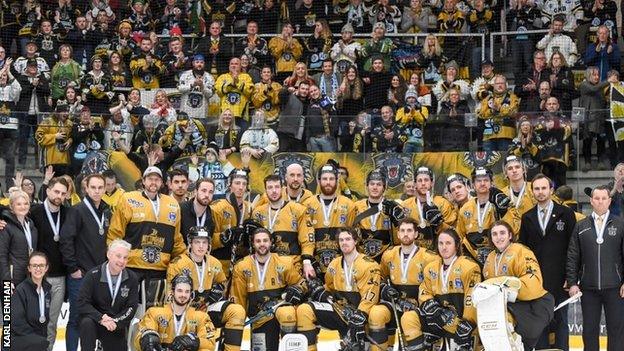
{"left": 489, "top": 29, "right": 550, "bottom": 61}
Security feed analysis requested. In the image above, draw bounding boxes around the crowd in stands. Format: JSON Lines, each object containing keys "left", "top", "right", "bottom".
{"left": 0, "top": 0, "right": 623, "bottom": 190}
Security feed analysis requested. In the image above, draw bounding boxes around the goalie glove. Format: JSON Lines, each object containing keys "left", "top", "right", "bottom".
{"left": 170, "top": 333, "right": 200, "bottom": 351}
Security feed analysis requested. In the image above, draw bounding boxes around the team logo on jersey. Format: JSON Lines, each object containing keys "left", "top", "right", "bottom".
{"left": 157, "top": 316, "right": 168, "bottom": 328}
{"left": 429, "top": 270, "right": 437, "bottom": 280}
{"left": 609, "top": 226, "right": 617, "bottom": 236}
{"left": 168, "top": 212, "right": 177, "bottom": 221}
{"left": 454, "top": 278, "right": 463, "bottom": 289}
{"left": 556, "top": 220, "right": 565, "bottom": 231}
{"left": 372, "top": 154, "right": 413, "bottom": 189}
{"left": 186, "top": 92, "right": 204, "bottom": 108}
{"left": 120, "top": 286, "right": 130, "bottom": 298}
{"left": 363, "top": 238, "right": 382, "bottom": 257}
{"left": 462, "top": 151, "right": 502, "bottom": 169}
{"left": 272, "top": 153, "right": 316, "bottom": 186}
{"left": 339, "top": 214, "right": 347, "bottom": 224}
{"left": 243, "top": 269, "right": 252, "bottom": 278}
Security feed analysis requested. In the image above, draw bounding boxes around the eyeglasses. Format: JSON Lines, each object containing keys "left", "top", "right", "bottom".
{"left": 30, "top": 264, "right": 47, "bottom": 269}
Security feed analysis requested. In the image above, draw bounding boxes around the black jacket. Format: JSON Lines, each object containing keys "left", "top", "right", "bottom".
{"left": 78, "top": 262, "right": 139, "bottom": 329}
{"left": 31, "top": 202, "right": 69, "bottom": 277}
{"left": 195, "top": 35, "right": 232, "bottom": 75}
{"left": 566, "top": 213, "right": 624, "bottom": 290}
{"left": 180, "top": 199, "right": 214, "bottom": 246}
{"left": 16, "top": 73, "right": 50, "bottom": 114}
{"left": 59, "top": 197, "right": 111, "bottom": 274}
{"left": 11, "top": 277, "right": 52, "bottom": 338}
{"left": 0, "top": 210, "right": 38, "bottom": 285}
{"left": 520, "top": 202, "right": 576, "bottom": 302}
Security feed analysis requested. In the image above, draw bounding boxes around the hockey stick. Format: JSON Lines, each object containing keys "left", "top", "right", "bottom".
{"left": 390, "top": 296, "right": 408, "bottom": 351}
{"left": 244, "top": 299, "right": 288, "bottom": 326}
{"left": 554, "top": 292, "right": 582, "bottom": 312}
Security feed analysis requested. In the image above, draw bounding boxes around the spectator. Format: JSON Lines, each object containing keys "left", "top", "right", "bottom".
{"left": 0, "top": 190, "right": 38, "bottom": 287}
{"left": 478, "top": 74, "right": 520, "bottom": 152}
{"left": 438, "top": 87, "right": 470, "bottom": 127}
{"left": 536, "top": 16, "right": 579, "bottom": 67}
{"left": 20, "top": 175, "right": 40, "bottom": 204}
{"left": 105, "top": 103, "right": 134, "bottom": 152}
{"left": 543, "top": 51, "right": 576, "bottom": 114}
{"left": 35, "top": 104, "right": 72, "bottom": 176}
{"left": 506, "top": 0, "right": 542, "bottom": 79}
{"left": 110, "top": 20, "right": 137, "bottom": 64}
{"left": 252, "top": 66, "right": 282, "bottom": 128}
{"left": 438, "top": 0, "right": 469, "bottom": 78}
{"left": 126, "top": 0, "right": 154, "bottom": 37}
{"left": 0, "top": 59, "right": 21, "bottom": 186}
{"left": 52, "top": 0, "right": 80, "bottom": 33}
{"left": 257, "top": 0, "right": 280, "bottom": 34}
{"left": 608, "top": 163, "right": 624, "bottom": 216}
{"left": 432, "top": 61, "right": 470, "bottom": 113}
{"left": 330, "top": 23, "right": 362, "bottom": 75}
{"left": 107, "top": 51, "right": 131, "bottom": 88}
{"left": 407, "top": 72, "right": 433, "bottom": 110}
{"left": 160, "top": 111, "right": 207, "bottom": 155}
{"left": 187, "top": 143, "right": 242, "bottom": 200}
{"left": 66, "top": 16, "right": 96, "bottom": 69}
{"left": 123, "top": 88, "right": 150, "bottom": 127}
{"left": 521, "top": 80, "right": 551, "bottom": 113}
{"left": 371, "top": 105, "right": 406, "bottom": 152}
{"left": 148, "top": 89, "right": 177, "bottom": 133}
{"left": 268, "top": 22, "right": 303, "bottom": 82}
{"left": 369, "top": 0, "right": 402, "bottom": 33}
{"left": 396, "top": 86, "right": 429, "bottom": 152}
{"left": 509, "top": 117, "right": 543, "bottom": 180}
{"left": 240, "top": 53, "right": 261, "bottom": 83}
{"left": 69, "top": 107, "right": 104, "bottom": 175}
{"left": 515, "top": 50, "right": 548, "bottom": 111}
{"left": 277, "top": 81, "right": 309, "bottom": 151}
{"left": 56, "top": 86, "right": 84, "bottom": 120}
{"left": 0, "top": 46, "right": 7, "bottom": 70}
{"left": 234, "top": 20, "right": 270, "bottom": 69}
{"left": 333, "top": 0, "right": 372, "bottom": 34}
{"left": 342, "top": 111, "right": 372, "bottom": 152}
{"left": 583, "top": 0, "right": 618, "bottom": 46}
{"left": 33, "top": 20, "right": 61, "bottom": 68}
{"left": 336, "top": 65, "right": 365, "bottom": 119}
{"left": 418, "top": 35, "right": 448, "bottom": 86}
{"left": 534, "top": 97, "right": 572, "bottom": 186}
{"left": 195, "top": 21, "right": 231, "bottom": 76}
{"left": 17, "top": 0, "right": 42, "bottom": 55}
{"left": 292, "top": 0, "right": 326, "bottom": 34}
{"left": 126, "top": 140, "right": 188, "bottom": 175}
{"left": 131, "top": 114, "right": 162, "bottom": 154}
{"left": 360, "top": 22, "right": 394, "bottom": 71}
{"left": 467, "top": 0, "right": 494, "bottom": 78}
{"left": 541, "top": 0, "right": 583, "bottom": 33}
{"left": 80, "top": 56, "right": 113, "bottom": 114}
{"left": 400, "top": 0, "right": 431, "bottom": 42}
{"left": 283, "top": 61, "right": 316, "bottom": 89}
{"left": 129, "top": 37, "right": 165, "bottom": 89}
{"left": 177, "top": 53, "right": 215, "bottom": 119}
{"left": 160, "top": 36, "right": 190, "bottom": 88}
{"left": 470, "top": 59, "right": 496, "bottom": 102}
{"left": 306, "top": 84, "right": 337, "bottom": 151}
{"left": 239, "top": 110, "right": 280, "bottom": 157}
{"left": 215, "top": 57, "right": 254, "bottom": 128}
{"left": 158, "top": 0, "right": 189, "bottom": 35}
{"left": 303, "top": 19, "right": 333, "bottom": 73}
{"left": 362, "top": 56, "right": 393, "bottom": 111}
{"left": 584, "top": 25, "right": 621, "bottom": 81}
{"left": 580, "top": 66, "right": 612, "bottom": 171}
{"left": 388, "top": 74, "right": 408, "bottom": 110}
{"left": 50, "top": 44, "right": 82, "bottom": 103}
{"left": 567, "top": 185, "right": 624, "bottom": 351}
{"left": 206, "top": 109, "right": 241, "bottom": 155}
{"left": 10, "top": 252, "right": 51, "bottom": 349}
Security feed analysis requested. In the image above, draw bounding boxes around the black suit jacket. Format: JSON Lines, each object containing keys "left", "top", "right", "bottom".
{"left": 519, "top": 202, "right": 576, "bottom": 302}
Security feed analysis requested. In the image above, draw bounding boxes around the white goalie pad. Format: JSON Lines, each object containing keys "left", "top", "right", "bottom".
{"left": 473, "top": 282, "right": 523, "bottom": 351}
{"left": 278, "top": 333, "right": 309, "bottom": 351}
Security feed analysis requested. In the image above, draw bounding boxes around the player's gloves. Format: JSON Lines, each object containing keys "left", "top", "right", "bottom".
{"left": 382, "top": 199, "right": 406, "bottom": 225}
{"left": 139, "top": 330, "right": 162, "bottom": 351}
{"left": 307, "top": 278, "right": 330, "bottom": 303}
{"left": 220, "top": 227, "right": 244, "bottom": 245}
{"left": 284, "top": 285, "right": 305, "bottom": 305}
{"left": 489, "top": 187, "right": 510, "bottom": 215}
{"left": 170, "top": 333, "right": 200, "bottom": 351}
{"left": 423, "top": 203, "right": 443, "bottom": 227}
{"left": 380, "top": 283, "right": 400, "bottom": 302}
{"left": 205, "top": 283, "right": 225, "bottom": 304}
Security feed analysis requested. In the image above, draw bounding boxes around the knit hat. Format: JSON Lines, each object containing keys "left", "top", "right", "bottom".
{"left": 445, "top": 60, "right": 459, "bottom": 72}
{"left": 206, "top": 141, "right": 219, "bottom": 156}
{"left": 341, "top": 23, "right": 354, "bottom": 33}
{"left": 373, "top": 22, "right": 386, "bottom": 32}
{"left": 405, "top": 87, "right": 418, "bottom": 100}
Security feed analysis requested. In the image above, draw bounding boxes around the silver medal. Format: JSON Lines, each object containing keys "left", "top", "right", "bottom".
{"left": 54, "top": 235, "right": 60, "bottom": 242}
{"left": 99, "top": 228, "right": 104, "bottom": 235}
{"left": 597, "top": 237, "right": 604, "bottom": 244}
{"left": 198, "top": 287, "right": 204, "bottom": 293}
{"left": 401, "top": 278, "right": 407, "bottom": 283}
{"left": 39, "top": 316, "right": 46, "bottom": 323}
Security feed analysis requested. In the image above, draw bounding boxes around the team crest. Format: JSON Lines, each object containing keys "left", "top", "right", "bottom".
{"left": 318, "top": 250, "right": 337, "bottom": 268}
{"left": 454, "top": 278, "right": 463, "bottom": 289}
{"left": 339, "top": 214, "right": 347, "bottom": 224}
{"left": 80, "top": 151, "right": 110, "bottom": 175}
{"left": 556, "top": 220, "right": 565, "bottom": 231}
{"left": 363, "top": 238, "right": 382, "bottom": 257}
{"left": 291, "top": 219, "right": 298, "bottom": 230}
{"left": 141, "top": 246, "right": 162, "bottom": 264}
{"left": 430, "top": 270, "right": 437, "bottom": 280}
{"left": 388, "top": 262, "right": 395, "bottom": 271}
{"left": 186, "top": 92, "right": 204, "bottom": 108}
{"left": 272, "top": 153, "right": 315, "bottom": 186}
{"left": 609, "top": 226, "right": 617, "bottom": 236}
{"left": 157, "top": 316, "right": 168, "bottom": 328}
{"left": 276, "top": 265, "right": 285, "bottom": 274}
{"left": 372, "top": 154, "right": 413, "bottom": 189}
{"left": 462, "top": 151, "right": 502, "bottom": 169}
{"left": 120, "top": 286, "right": 130, "bottom": 298}
{"left": 242, "top": 269, "right": 252, "bottom": 278}
{"left": 168, "top": 212, "right": 177, "bottom": 221}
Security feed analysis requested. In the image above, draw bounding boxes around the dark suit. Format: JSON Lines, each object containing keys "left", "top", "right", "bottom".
{"left": 520, "top": 202, "right": 576, "bottom": 351}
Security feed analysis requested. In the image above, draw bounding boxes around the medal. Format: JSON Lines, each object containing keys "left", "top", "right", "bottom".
{"left": 400, "top": 246, "right": 417, "bottom": 285}
{"left": 343, "top": 253, "right": 358, "bottom": 292}
{"left": 84, "top": 197, "right": 106, "bottom": 235}
{"left": 39, "top": 316, "right": 46, "bottom": 323}
{"left": 401, "top": 278, "right": 407, "bottom": 283}
{"left": 417, "top": 198, "right": 427, "bottom": 228}
{"left": 597, "top": 237, "right": 604, "bottom": 244}
{"left": 419, "top": 222, "right": 427, "bottom": 229}
{"left": 369, "top": 200, "right": 382, "bottom": 232}
{"left": 99, "top": 228, "right": 104, "bottom": 235}
{"left": 440, "top": 256, "right": 458, "bottom": 294}
{"left": 594, "top": 211, "right": 609, "bottom": 246}
{"left": 537, "top": 201, "right": 554, "bottom": 235}
{"left": 23, "top": 220, "right": 33, "bottom": 252}
{"left": 44, "top": 200, "right": 61, "bottom": 242}
{"left": 268, "top": 201, "right": 283, "bottom": 233}
{"left": 321, "top": 197, "right": 336, "bottom": 227}
{"left": 194, "top": 259, "right": 206, "bottom": 293}
{"left": 476, "top": 200, "right": 490, "bottom": 235}
{"left": 173, "top": 310, "right": 187, "bottom": 337}
{"left": 38, "top": 286, "right": 46, "bottom": 324}
{"left": 106, "top": 263, "right": 123, "bottom": 306}
{"left": 509, "top": 182, "right": 527, "bottom": 209}
{"left": 254, "top": 255, "right": 271, "bottom": 291}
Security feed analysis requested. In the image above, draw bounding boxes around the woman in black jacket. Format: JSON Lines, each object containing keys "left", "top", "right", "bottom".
{"left": 543, "top": 51, "right": 575, "bottom": 115}
{"left": 0, "top": 190, "right": 38, "bottom": 287}
{"left": 11, "top": 251, "right": 51, "bottom": 349}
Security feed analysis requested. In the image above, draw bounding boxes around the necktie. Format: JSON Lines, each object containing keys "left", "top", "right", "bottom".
{"left": 541, "top": 208, "right": 547, "bottom": 224}
{"left": 596, "top": 215, "right": 604, "bottom": 229}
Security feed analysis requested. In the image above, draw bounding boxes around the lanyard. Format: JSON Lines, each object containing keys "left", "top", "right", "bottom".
{"left": 321, "top": 197, "right": 336, "bottom": 226}
{"left": 84, "top": 198, "right": 105, "bottom": 235}
{"left": 22, "top": 220, "right": 33, "bottom": 253}
{"left": 106, "top": 263, "right": 123, "bottom": 306}
{"left": 369, "top": 200, "right": 382, "bottom": 231}
{"left": 196, "top": 208, "right": 207, "bottom": 227}
{"left": 594, "top": 211, "right": 609, "bottom": 244}
{"left": 149, "top": 195, "right": 161, "bottom": 224}
{"left": 494, "top": 246, "right": 510, "bottom": 275}
{"left": 476, "top": 200, "right": 491, "bottom": 233}
{"left": 268, "top": 201, "right": 284, "bottom": 232}
{"left": 44, "top": 200, "right": 61, "bottom": 242}
{"left": 343, "top": 254, "right": 358, "bottom": 291}
{"left": 194, "top": 259, "right": 206, "bottom": 292}
{"left": 537, "top": 201, "right": 554, "bottom": 234}
{"left": 254, "top": 255, "right": 271, "bottom": 290}
{"left": 440, "top": 256, "right": 458, "bottom": 293}
{"left": 416, "top": 198, "right": 427, "bottom": 228}
{"left": 173, "top": 310, "right": 187, "bottom": 337}
{"left": 399, "top": 246, "right": 417, "bottom": 284}
{"left": 509, "top": 183, "right": 526, "bottom": 209}
{"left": 238, "top": 202, "right": 246, "bottom": 227}
{"left": 38, "top": 285, "right": 46, "bottom": 323}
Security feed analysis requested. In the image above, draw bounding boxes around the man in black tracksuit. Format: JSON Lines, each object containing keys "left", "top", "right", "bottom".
{"left": 77, "top": 239, "right": 139, "bottom": 350}
{"left": 59, "top": 174, "right": 112, "bottom": 351}
{"left": 566, "top": 184, "right": 624, "bottom": 351}
{"left": 179, "top": 178, "right": 215, "bottom": 246}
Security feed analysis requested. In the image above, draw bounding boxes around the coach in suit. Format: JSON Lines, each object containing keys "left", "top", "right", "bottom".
{"left": 519, "top": 173, "right": 576, "bottom": 351}
{"left": 566, "top": 184, "right": 624, "bottom": 351}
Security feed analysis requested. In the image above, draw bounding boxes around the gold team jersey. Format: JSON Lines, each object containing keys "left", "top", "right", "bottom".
{"left": 478, "top": 91, "right": 520, "bottom": 141}
{"left": 251, "top": 201, "right": 315, "bottom": 258}
{"left": 419, "top": 256, "right": 482, "bottom": 323}
{"left": 255, "top": 188, "right": 315, "bottom": 208}
{"left": 353, "top": 199, "right": 397, "bottom": 260}
{"left": 210, "top": 198, "right": 252, "bottom": 272}
{"left": 403, "top": 195, "right": 457, "bottom": 249}
{"left": 102, "top": 188, "right": 125, "bottom": 212}
{"left": 231, "top": 253, "right": 305, "bottom": 322}
{"left": 502, "top": 181, "right": 537, "bottom": 218}
{"left": 325, "top": 254, "right": 382, "bottom": 314}
{"left": 108, "top": 192, "right": 186, "bottom": 271}
{"left": 302, "top": 195, "right": 356, "bottom": 274}
{"left": 134, "top": 304, "right": 216, "bottom": 350}
{"left": 380, "top": 246, "right": 439, "bottom": 303}
{"left": 167, "top": 254, "right": 227, "bottom": 293}
{"left": 483, "top": 243, "right": 548, "bottom": 301}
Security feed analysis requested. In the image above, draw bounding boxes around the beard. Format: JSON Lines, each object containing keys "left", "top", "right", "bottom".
{"left": 196, "top": 196, "right": 210, "bottom": 206}
{"left": 173, "top": 294, "right": 189, "bottom": 306}
{"left": 320, "top": 183, "right": 337, "bottom": 196}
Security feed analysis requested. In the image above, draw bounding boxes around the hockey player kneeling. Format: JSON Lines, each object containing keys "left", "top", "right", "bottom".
{"left": 135, "top": 274, "right": 216, "bottom": 351}
{"left": 401, "top": 229, "right": 482, "bottom": 350}
{"left": 475, "top": 221, "right": 555, "bottom": 351}
{"left": 296, "top": 227, "right": 382, "bottom": 351}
